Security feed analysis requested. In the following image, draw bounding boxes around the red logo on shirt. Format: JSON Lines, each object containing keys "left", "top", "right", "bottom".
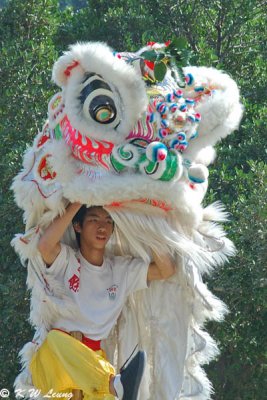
{"left": 68, "top": 274, "right": 80, "bottom": 292}
{"left": 107, "top": 285, "right": 118, "bottom": 300}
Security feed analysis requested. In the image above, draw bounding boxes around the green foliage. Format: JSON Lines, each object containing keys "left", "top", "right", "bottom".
{"left": 59, "top": 0, "right": 86, "bottom": 9}
{"left": 139, "top": 37, "right": 191, "bottom": 84}
{"left": 0, "top": 0, "right": 266, "bottom": 399}
{"left": 206, "top": 162, "right": 266, "bottom": 399}
{"left": 0, "top": 0, "right": 61, "bottom": 394}
{"left": 153, "top": 61, "right": 167, "bottom": 82}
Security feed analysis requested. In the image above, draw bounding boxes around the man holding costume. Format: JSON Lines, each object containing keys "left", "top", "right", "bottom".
{"left": 29, "top": 202, "right": 175, "bottom": 400}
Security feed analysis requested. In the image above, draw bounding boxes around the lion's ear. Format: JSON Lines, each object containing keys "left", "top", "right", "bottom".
{"left": 52, "top": 52, "right": 80, "bottom": 87}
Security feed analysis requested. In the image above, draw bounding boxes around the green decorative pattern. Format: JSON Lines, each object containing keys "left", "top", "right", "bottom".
{"left": 54, "top": 124, "right": 63, "bottom": 140}
{"left": 110, "top": 140, "right": 179, "bottom": 181}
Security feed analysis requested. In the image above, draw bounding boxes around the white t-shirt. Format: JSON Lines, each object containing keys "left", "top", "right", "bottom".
{"left": 40, "top": 244, "right": 149, "bottom": 340}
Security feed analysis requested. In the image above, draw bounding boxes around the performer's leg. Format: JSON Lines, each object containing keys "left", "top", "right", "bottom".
{"left": 30, "top": 330, "right": 115, "bottom": 399}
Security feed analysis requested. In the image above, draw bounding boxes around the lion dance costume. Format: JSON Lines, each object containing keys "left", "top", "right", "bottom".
{"left": 12, "top": 41, "right": 243, "bottom": 399}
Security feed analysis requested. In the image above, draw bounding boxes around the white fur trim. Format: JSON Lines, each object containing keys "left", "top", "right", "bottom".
{"left": 183, "top": 66, "right": 243, "bottom": 162}
{"left": 52, "top": 42, "right": 148, "bottom": 144}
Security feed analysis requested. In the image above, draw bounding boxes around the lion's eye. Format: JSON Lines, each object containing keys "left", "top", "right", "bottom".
{"left": 79, "top": 74, "right": 120, "bottom": 128}
{"left": 95, "top": 106, "right": 115, "bottom": 122}
{"left": 89, "top": 95, "right": 116, "bottom": 124}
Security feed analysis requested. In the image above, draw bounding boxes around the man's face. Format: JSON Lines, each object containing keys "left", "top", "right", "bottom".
{"left": 74, "top": 207, "right": 114, "bottom": 251}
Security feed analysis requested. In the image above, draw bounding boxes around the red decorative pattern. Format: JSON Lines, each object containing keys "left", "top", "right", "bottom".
{"left": 68, "top": 274, "right": 80, "bottom": 292}
{"left": 37, "top": 154, "right": 56, "bottom": 181}
{"left": 64, "top": 60, "right": 79, "bottom": 77}
{"left": 109, "top": 198, "right": 173, "bottom": 212}
{"left": 37, "top": 124, "right": 50, "bottom": 148}
{"left": 19, "top": 237, "right": 29, "bottom": 244}
{"left": 60, "top": 115, "right": 114, "bottom": 170}
{"left": 127, "top": 105, "right": 154, "bottom": 141}
{"left": 21, "top": 153, "right": 59, "bottom": 199}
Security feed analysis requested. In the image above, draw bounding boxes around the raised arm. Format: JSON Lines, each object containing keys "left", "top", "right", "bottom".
{"left": 147, "top": 251, "right": 176, "bottom": 282}
{"left": 37, "top": 202, "right": 82, "bottom": 266}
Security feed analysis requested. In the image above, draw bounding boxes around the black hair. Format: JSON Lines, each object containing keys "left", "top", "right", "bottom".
{"left": 72, "top": 205, "right": 88, "bottom": 226}
{"left": 72, "top": 205, "right": 114, "bottom": 246}
{"left": 72, "top": 205, "right": 88, "bottom": 247}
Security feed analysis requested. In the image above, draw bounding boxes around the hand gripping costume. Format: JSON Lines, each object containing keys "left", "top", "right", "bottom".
{"left": 12, "top": 41, "right": 243, "bottom": 400}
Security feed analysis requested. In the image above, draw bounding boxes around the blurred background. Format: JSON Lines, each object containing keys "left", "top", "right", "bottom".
{"left": 0, "top": 1, "right": 266, "bottom": 399}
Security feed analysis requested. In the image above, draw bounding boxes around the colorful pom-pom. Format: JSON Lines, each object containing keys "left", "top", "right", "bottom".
{"left": 146, "top": 142, "right": 168, "bottom": 162}
{"left": 158, "top": 128, "right": 169, "bottom": 139}
{"left": 187, "top": 115, "right": 196, "bottom": 123}
{"left": 177, "top": 141, "right": 188, "bottom": 151}
{"left": 169, "top": 139, "right": 180, "bottom": 150}
{"left": 169, "top": 137, "right": 188, "bottom": 152}
{"left": 179, "top": 104, "right": 187, "bottom": 112}
{"left": 113, "top": 52, "right": 122, "bottom": 59}
{"left": 185, "top": 73, "right": 194, "bottom": 86}
{"left": 165, "top": 93, "right": 175, "bottom": 102}
{"left": 194, "top": 113, "right": 201, "bottom": 122}
{"left": 177, "top": 132, "right": 186, "bottom": 141}
{"left": 170, "top": 103, "right": 178, "bottom": 113}
{"left": 174, "top": 89, "right": 183, "bottom": 98}
{"left": 185, "top": 98, "right": 195, "bottom": 106}
{"left": 156, "top": 102, "right": 169, "bottom": 115}
{"left": 194, "top": 86, "right": 205, "bottom": 93}
{"left": 161, "top": 119, "right": 169, "bottom": 128}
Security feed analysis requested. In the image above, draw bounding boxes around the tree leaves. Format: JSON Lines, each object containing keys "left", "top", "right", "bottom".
{"left": 140, "top": 36, "right": 191, "bottom": 83}
{"left": 154, "top": 61, "right": 167, "bottom": 81}
{"left": 139, "top": 50, "right": 158, "bottom": 61}
{"left": 0, "top": 0, "right": 60, "bottom": 391}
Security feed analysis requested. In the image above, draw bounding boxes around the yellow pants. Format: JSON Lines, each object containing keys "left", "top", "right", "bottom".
{"left": 30, "top": 330, "right": 115, "bottom": 400}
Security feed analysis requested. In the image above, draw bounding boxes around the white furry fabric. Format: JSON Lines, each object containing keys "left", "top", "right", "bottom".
{"left": 52, "top": 42, "right": 148, "bottom": 144}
